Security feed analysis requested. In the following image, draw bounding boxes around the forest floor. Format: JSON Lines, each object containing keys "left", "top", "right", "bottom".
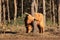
{"left": 0, "top": 25, "right": 60, "bottom": 40}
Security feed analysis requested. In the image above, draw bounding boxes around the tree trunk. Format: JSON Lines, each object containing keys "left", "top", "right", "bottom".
{"left": 0, "top": 0, "right": 2, "bottom": 23}
{"left": 22, "top": 0, "right": 23, "bottom": 18}
{"left": 31, "top": 0, "right": 35, "bottom": 31}
{"left": 2, "top": 0, "right": 6, "bottom": 24}
{"left": 35, "top": 0, "right": 38, "bottom": 13}
{"left": 36, "top": 0, "right": 38, "bottom": 12}
{"left": 7, "top": 0, "right": 10, "bottom": 23}
{"left": 43, "top": 0, "right": 46, "bottom": 27}
{"left": 56, "top": 0, "right": 59, "bottom": 26}
{"left": 31, "top": 0, "right": 39, "bottom": 33}
{"left": 50, "top": 0, "right": 52, "bottom": 24}
{"left": 52, "top": 0, "right": 55, "bottom": 25}
{"left": 31, "top": 0, "right": 35, "bottom": 15}
{"left": 58, "top": 0, "right": 60, "bottom": 26}
{"left": 14, "top": 0, "right": 17, "bottom": 23}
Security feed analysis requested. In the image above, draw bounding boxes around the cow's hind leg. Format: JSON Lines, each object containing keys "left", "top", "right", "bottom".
{"left": 41, "top": 27, "right": 43, "bottom": 33}
{"left": 26, "top": 27, "right": 28, "bottom": 33}
{"left": 37, "top": 25, "right": 41, "bottom": 33}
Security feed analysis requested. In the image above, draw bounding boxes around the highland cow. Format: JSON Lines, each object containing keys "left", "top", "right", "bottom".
{"left": 24, "top": 12, "right": 44, "bottom": 33}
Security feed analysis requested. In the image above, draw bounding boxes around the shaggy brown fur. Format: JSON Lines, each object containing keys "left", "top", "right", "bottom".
{"left": 24, "top": 13, "right": 34, "bottom": 33}
{"left": 24, "top": 13, "right": 44, "bottom": 33}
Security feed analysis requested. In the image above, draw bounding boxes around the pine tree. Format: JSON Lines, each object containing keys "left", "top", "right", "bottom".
{"left": 58, "top": 0, "right": 60, "bottom": 26}
{"left": 52, "top": 0, "right": 55, "bottom": 25}
{"left": 0, "top": 0, "right": 2, "bottom": 23}
{"left": 7, "top": 0, "right": 10, "bottom": 23}
{"left": 2, "top": 0, "right": 6, "bottom": 24}
{"left": 14, "top": 0, "right": 17, "bottom": 23}
{"left": 43, "top": 0, "right": 46, "bottom": 27}
{"left": 22, "top": 0, "right": 23, "bottom": 18}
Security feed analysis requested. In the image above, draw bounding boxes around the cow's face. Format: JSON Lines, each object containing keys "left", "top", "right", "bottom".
{"left": 27, "top": 14, "right": 34, "bottom": 24}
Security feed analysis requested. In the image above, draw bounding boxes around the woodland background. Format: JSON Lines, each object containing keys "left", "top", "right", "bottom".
{"left": 0, "top": 0, "right": 60, "bottom": 40}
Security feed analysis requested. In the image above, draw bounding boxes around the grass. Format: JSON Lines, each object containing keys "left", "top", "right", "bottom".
{"left": 46, "top": 19, "right": 58, "bottom": 27}
{"left": 0, "top": 16, "right": 25, "bottom": 32}
{"left": 4, "top": 16, "right": 24, "bottom": 26}
{"left": 46, "top": 19, "right": 53, "bottom": 26}
{"left": 0, "top": 16, "right": 59, "bottom": 33}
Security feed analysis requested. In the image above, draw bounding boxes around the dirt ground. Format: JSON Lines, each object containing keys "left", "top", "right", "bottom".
{"left": 0, "top": 25, "right": 60, "bottom": 40}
